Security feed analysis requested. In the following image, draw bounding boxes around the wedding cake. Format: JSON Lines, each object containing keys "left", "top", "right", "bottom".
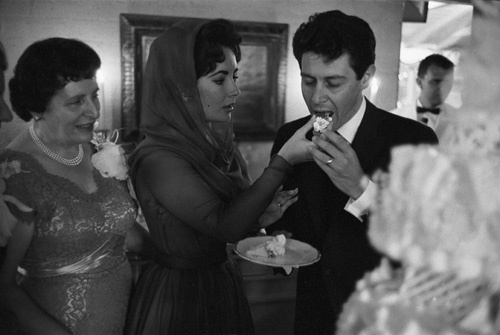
{"left": 337, "top": 1, "right": 500, "bottom": 333}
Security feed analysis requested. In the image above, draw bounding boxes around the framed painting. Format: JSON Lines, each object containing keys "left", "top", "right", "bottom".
{"left": 403, "top": 1, "right": 429, "bottom": 23}
{"left": 120, "top": 13, "right": 288, "bottom": 141}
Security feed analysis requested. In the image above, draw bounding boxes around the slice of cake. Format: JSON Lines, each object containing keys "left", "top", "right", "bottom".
{"left": 313, "top": 111, "right": 333, "bottom": 133}
{"left": 246, "top": 234, "right": 286, "bottom": 258}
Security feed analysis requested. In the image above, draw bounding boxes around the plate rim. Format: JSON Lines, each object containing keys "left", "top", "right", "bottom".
{"left": 234, "top": 236, "right": 321, "bottom": 267}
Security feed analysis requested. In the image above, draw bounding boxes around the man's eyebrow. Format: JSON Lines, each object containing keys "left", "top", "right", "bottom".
{"left": 301, "top": 72, "right": 346, "bottom": 80}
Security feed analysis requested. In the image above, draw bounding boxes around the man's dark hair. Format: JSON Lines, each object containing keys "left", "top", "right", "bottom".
{"left": 194, "top": 19, "right": 242, "bottom": 79}
{"left": 292, "top": 10, "right": 376, "bottom": 79}
{"left": 9, "top": 37, "right": 101, "bottom": 121}
{"left": 417, "top": 54, "right": 454, "bottom": 78}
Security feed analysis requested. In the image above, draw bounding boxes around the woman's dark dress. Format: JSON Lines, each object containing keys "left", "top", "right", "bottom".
{"left": 125, "top": 151, "right": 256, "bottom": 335}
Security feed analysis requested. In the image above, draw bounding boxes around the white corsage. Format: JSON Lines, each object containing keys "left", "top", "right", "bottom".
{"left": 0, "top": 160, "right": 33, "bottom": 246}
{"left": 91, "top": 130, "right": 147, "bottom": 227}
{"left": 91, "top": 129, "right": 128, "bottom": 180}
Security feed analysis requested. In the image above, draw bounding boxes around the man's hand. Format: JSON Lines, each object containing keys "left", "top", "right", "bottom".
{"left": 310, "top": 130, "right": 367, "bottom": 199}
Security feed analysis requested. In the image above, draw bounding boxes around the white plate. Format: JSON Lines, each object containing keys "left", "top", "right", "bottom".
{"left": 235, "top": 236, "right": 320, "bottom": 267}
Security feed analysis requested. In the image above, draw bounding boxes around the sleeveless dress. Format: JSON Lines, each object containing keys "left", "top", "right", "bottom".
{"left": 1, "top": 149, "right": 137, "bottom": 335}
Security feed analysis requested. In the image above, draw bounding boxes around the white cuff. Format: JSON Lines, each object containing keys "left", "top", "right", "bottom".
{"left": 344, "top": 178, "right": 377, "bottom": 221}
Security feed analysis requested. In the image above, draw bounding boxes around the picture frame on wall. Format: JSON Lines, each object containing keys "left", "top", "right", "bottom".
{"left": 403, "top": 1, "right": 429, "bottom": 23}
{"left": 120, "top": 13, "right": 288, "bottom": 141}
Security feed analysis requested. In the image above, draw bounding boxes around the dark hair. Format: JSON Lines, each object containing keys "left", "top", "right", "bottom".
{"left": 193, "top": 19, "right": 242, "bottom": 79}
{"left": 0, "top": 41, "right": 7, "bottom": 71}
{"left": 292, "top": 10, "right": 376, "bottom": 80}
{"left": 417, "top": 54, "right": 454, "bottom": 78}
{"left": 9, "top": 37, "right": 101, "bottom": 121}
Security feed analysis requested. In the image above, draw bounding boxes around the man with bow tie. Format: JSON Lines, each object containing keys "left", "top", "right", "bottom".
{"left": 391, "top": 54, "right": 458, "bottom": 139}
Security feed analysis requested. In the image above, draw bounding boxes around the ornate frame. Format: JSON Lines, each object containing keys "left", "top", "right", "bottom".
{"left": 120, "top": 14, "right": 288, "bottom": 141}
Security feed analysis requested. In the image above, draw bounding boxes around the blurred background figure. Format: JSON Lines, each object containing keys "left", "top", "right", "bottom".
{"left": 391, "top": 53, "right": 457, "bottom": 139}
{"left": 0, "top": 38, "right": 17, "bottom": 335}
{"left": 0, "top": 41, "right": 13, "bottom": 128}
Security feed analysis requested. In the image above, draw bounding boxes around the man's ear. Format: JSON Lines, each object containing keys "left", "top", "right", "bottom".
{"left": 361, "top": 64, "right": 376, "bottom": 90}
{"left": 416, "top": 77, "right": 423, "bottom": 90}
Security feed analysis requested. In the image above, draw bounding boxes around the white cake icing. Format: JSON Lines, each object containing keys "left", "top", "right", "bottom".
{"left": 246, "top": 234, "right": 286, "bottom": 258}
{"left": 369, "top": 119, "right": 500, "bottom": 287}
{"left": 313, "top": 112, "right": 333, "bottom": 133}
{"left": 338, "top": 2, "right": 500, "bottom": 333}
{"left": 336, "top": 260, "right": 491, "bottom": 335}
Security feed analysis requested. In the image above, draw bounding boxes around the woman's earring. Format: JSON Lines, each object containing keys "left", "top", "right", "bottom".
{"left": 33, "top": 115, "right": 41, "bottom": 121}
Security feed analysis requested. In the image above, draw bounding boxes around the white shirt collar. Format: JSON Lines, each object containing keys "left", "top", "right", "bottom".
{"left": 417, "top": 99, "right": 441, "bottom": 109}
{"left": 337, "top": 97, "right": 366, "bottom": 144}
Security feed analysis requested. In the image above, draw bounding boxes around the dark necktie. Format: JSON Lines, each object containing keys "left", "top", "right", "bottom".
{"left": 417, "top": 106, "right": 440, "bottom": 115}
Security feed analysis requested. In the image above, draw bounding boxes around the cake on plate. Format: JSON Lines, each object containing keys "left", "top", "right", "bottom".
{"left": 246, "top": 234, "right": 286, "bottom": 258}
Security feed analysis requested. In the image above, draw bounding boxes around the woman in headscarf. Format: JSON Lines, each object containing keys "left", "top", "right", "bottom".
{"left": 125, "top": 18, "right": 313, "bottom": 335}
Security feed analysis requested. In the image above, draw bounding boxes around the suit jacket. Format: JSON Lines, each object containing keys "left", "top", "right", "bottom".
{"left": 270, "top": 99, "right": 438, "bottom": 333}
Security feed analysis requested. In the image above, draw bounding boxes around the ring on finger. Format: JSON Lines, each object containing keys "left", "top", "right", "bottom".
{"left": 326, "top": 158, "right": 334, "bottom": 165}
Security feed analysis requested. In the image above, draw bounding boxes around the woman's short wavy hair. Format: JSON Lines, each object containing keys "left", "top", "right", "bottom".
{"left": 193, "top": 19, "right": 242, "bottom": 79}
{"left": 9, "top": 37, "right": 101, "bottom": 121}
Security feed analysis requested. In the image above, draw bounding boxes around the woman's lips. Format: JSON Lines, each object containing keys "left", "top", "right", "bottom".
{"left": 76, "top": 122, "right": 95, "bottom": 130}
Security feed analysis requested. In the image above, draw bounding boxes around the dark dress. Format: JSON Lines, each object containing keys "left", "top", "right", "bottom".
{"left": 125, "top": 150, "right": 290, "bottom": 335}
{"left": 1, "top": 149, "right": 137, "bottom": 335}
{"left": 124, "top": 152, "right": 253, "bottom": 335}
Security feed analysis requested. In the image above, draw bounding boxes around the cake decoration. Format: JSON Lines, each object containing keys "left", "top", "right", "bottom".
{"left": 313, "top": 111, "right": 333, "bottom": 133}
{"left": 337, "top": 2, "right": 500, "bottom": 332}
{"left": 246, "top": 234, "right": 286, "bottom": 258}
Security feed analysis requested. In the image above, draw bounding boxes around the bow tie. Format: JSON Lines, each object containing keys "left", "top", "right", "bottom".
{"left": 417, "top": 106, "right": 440, "bottom": 115}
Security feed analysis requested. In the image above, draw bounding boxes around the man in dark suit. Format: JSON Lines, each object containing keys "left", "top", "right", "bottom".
{"left": 269, "top": 10, "right": 438, "bottom": 334}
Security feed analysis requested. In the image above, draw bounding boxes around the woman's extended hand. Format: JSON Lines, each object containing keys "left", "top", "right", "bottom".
{"left": 258, "top": 187, "right": 298, "bottom": 228}
{"left": 277, "top": 117, "right": 315, "bottom": 165}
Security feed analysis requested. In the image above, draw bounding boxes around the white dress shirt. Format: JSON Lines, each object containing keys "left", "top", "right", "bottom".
{"left": 390, "top": 100, "right": 458, "bottom": 140}
{"left": 335, "top": 97, "right": 377, "bottom": 221}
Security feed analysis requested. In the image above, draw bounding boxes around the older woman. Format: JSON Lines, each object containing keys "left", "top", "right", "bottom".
{"left": 0, "top": 37, "right": 147, "bottom": 335}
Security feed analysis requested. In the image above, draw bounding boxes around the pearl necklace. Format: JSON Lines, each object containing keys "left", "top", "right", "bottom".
{"left": 29, "top": 126, "right": 84, "bottom": 166}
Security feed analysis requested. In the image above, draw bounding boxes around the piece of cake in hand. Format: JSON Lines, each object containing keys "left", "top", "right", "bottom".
{"left": 246, "top": 234, "right": 286, "bottom": 258}
{"left": 313, "top": 111, "right": 333, "bottom": 134}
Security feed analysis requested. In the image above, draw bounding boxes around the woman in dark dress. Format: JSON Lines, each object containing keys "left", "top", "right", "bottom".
{"left": 125, "top": 18, "right": 313, "bottom": 335}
